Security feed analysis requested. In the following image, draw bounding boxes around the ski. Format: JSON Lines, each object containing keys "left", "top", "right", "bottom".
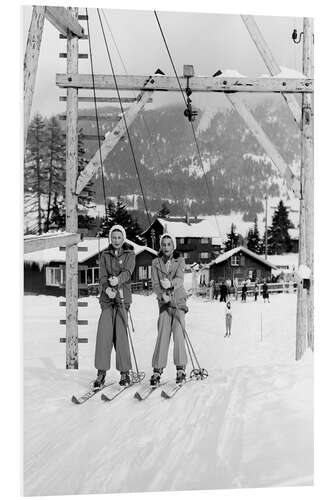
{"left": 101, "top": 383, "right": 135, "bottom": 402}
{"left": 71, "top": 381, "right": 114, "bottom": 405}
{"left": 134, "top": 381, "right": 168, "bottom": 401}
{"left": 161, "top": 377, "right": 197, "bottom": 399}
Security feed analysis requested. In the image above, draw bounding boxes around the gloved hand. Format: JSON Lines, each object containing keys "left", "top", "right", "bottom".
{"left": 106, "top": 287, "right": 117, "bottom": 299}
{"left": 162, "top": 293, "right": 170, "bottom": 303}
{"left": 108, "top": 276, "right": 119, "bottom": 287}
{"left": 161, "top": 278, "right": 172, "bottom": 290}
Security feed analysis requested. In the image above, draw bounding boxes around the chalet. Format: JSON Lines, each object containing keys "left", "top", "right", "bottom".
{"left": 208, "top": 246, "right": 276, "bottom": 284}
{"left": 141, "top": 217, "right": 221, "bottom": 266}
{"left": 24, "top": 237, "right": 157, "bottom": 296}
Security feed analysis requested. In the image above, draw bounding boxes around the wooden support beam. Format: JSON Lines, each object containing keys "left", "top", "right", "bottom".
{"left": 24, "top": 232, "right": 81, "bottom": 254}
{"left": 59, "top": 302, "right": 88, "bottom": 307}
{"left": 60, "top": 320, "right": 88, "bottom": 325}
{"left": 76, "top": 88, "right": 154, "bottom": 194}
{"left": 60, "top": 338, "right": 88, "bottom": 343}
{"left": 241, "top": 15, "right": 302, "bottom": 127}
{"left": 59, "top": 246, "right": 88, "bottom": 251}
{"left": 226, "top": 93, "right": 300, "bottom": 197}
{"left": 56, "top": 73, "right": 313, "bottom": 94}
{"left": 24, "top": 6, "right": 46, "bottom": 149}
{"left": 59, "top": 96, "right": 153, "bottom": 103}
{"left": 59, "top": 114, "right": 119, "bottom": 122}
{"left": 65, "top": 7, "right": 79, "bottom": 370}
{"left": 59, "top": 53, "right": 88, "bottom": 59}
{"left": 60, "top": 33, "right": 88, "bottom": 40}
{"left": 296, "top": 18, "right": 314, "bottom": 360}
{"left": 45, "top": 6, "right": 85, "bottom": 37}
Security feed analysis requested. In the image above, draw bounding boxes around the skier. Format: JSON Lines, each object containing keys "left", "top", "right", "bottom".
{"left": 219, "top": 281, "right": 228, "bottom": 302}
{"left": 241, "top": 282, "right": 247, "bottom": 302}
{"left": 93, "top": 225, "right": 136, "bottom": 389}
{"left": 254, "top": 283, "right": 259, "bottom": 301}
{"left": 262, "top": 280, "right": 270, "bottom": 303}
{"left": 150, "top": 233, "right": 188, "bottom": 386}
{"left": 224, "top": 300, "right": 232, "bottom": 337}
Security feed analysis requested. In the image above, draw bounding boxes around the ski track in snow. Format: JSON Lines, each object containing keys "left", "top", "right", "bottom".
{"left": 23, "top": 293, "right": 313, "bottom": 495}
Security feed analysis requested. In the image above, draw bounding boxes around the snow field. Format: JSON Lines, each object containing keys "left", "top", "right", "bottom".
{"left": 23, "top": 292, "right": 313, "bottom": 495}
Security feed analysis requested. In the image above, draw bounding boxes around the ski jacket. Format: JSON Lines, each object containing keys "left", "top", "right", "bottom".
{"left": 151, "top": 252, "right": 187, "bottom": 312}
{"left": 99, "top": 243, "right": 135, "bottom": 308}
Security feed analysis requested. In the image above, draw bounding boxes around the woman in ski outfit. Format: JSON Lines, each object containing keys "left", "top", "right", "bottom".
{"left": 224, "top": 300, "right": 232, "bottom": 337}
{"left": 150, "top": 233, "right": 188, "bottom": 386}
{"left": 93, "top": 225, "right": 135, "bottom": 388}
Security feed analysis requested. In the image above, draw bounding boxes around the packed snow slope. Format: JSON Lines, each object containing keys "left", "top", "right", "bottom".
{"left": 23, "top": 292, "right": 313, "bottom": 496}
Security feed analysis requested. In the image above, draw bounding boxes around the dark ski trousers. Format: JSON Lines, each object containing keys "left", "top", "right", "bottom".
{"left": 152, "top": 307, "right": 188, "bottom": 370}
{"left": 94, "top": 304, "right": 132, "bottom": 372}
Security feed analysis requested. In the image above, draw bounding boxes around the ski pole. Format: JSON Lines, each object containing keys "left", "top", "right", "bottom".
{"left": 118, "top": 287, "right": 144, "bottom": 383}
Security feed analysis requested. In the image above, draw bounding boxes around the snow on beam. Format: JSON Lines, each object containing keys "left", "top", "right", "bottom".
{"left": 226, "top": 93, "right": 300, "bottom": 198}
{"left": 24, "top": 232, "right": 81, "bottom": 254}
{"left": 56, "top": 74, "right": 313, "bottom": 93}
{"left": 76, "top": 88, "right": 154, "bottom": 194}
{"left": 241, "top": 15, "right": 301, "bottom": 127}
{"left": 45, "top": 6, "right": 85, "bottom": 37}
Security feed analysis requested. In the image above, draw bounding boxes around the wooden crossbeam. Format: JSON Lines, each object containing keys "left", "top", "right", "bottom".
{"left": 45, "top": 6, "right": 85, "bottom": 37}
{"left": 59, "top": 114, "right": 119, "bottom": 121}
{"left": 76, "top": 88, "right": 154, "bottom": 194}
{"left": 59, "top": 246, "right": 88, "bottom": 251}
{"left": 56, "top": 74, "right": 313, "bottom": 93}
{"left": 60, "top": 320, "right": 88, "bottom": 325}
{"left": 59, "top": 302, "right": 88, "bottom": 307}
{"left": 59, "top": 53, "right": 88, "bottom": 59}
{"left": 226, "top": 93, "right": 300, "bottom": 198}
{"left": 59, "top": 33, "right": 88, "bottom": 40}
{"left": 60, "top": 338, "right": 88, "bottom": 343}
{"left": 59, "top": 96, "right": 153, "bottom": 103}
{"left": 24, "top": 232, "right": 81, "bottom": 254}
{"left": 241, "top": 15, "right": 301, "bottom": 127}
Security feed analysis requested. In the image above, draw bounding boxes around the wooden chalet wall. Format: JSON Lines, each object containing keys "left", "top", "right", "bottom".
{"left": 209, "top": 253, "right": 272, "bottom": 283}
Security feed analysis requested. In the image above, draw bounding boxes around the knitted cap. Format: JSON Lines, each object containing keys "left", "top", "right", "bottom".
{"left": 160, "top": 232, "right": 176, "bottom": 250}
{"left": 109, "top": 224, "right": 126, "bottom": 241}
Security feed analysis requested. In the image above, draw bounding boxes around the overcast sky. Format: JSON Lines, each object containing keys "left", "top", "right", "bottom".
{"left": 22, "top": 6, "right": 304, "bottom": 117}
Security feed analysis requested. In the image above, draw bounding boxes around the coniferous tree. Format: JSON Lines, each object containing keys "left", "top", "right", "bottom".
{"left": 157, "top": 202, "right": 170, "bottom": 218}
{"left": 246, "top": 217, "right": 261, "bottom": 253}
{"left": 224, "top": 223, "right": 240, "bottom": 251}
{"left": 44, "top": 116, "right": 66, "bottom": 232}
{"left": 99, "top": 200, "right": 144, "bottom": 244}
{"left": 24, "top": 113, "right": 48, "bottom": 233}
{"left": 267, "top": 200, "right": 294, "bottom": 254}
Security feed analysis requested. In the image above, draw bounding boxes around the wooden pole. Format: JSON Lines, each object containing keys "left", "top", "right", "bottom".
{"left": 296, "top": 18, "right": 314, "bottom": 360}
{"left": 65, "top": 7, "right": 79, "bottom": 369}
{"left": 24, "top": 6, "right": 45, "bottom": 149}
{"left": 265, "top": 194, "right": 268, "bottom": 260}
{"left": 303, "top": 19, "right": 314, "bottom": 352}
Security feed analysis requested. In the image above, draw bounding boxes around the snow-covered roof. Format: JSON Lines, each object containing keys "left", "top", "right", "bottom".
{"left": 157, "top": 218, "right": 220, "bottom": 238}
{"left": 267, "top": 253, "right": 298, "bottom": 269}
{"left": 208, "top": 246, "right": 277, "bottom": 269}
{"left": 24, "top": 237, "right": 157, "bottom": 267}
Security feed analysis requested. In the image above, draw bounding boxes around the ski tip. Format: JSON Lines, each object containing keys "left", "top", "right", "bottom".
{"left": 134, "top": 392, "right": 142, "bottom": 401}
{"left": 101, "top": 393, "right": 110, "bottom": 402}
{"left": 71, "top": 395, "right": 80, "bottom": 404}
{"left": 161, "top": 390, "right": 170, "bottom": 399}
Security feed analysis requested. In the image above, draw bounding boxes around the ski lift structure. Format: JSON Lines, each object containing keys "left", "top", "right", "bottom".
{"left": 24, "top": 6, "right": 313, "bottom": 367}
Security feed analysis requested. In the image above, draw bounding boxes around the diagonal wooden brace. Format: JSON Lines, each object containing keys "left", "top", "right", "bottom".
{"left": 75, "top": 88, "right": 154, "bottom": 195}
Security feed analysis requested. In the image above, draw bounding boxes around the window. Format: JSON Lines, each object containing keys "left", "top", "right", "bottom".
{"left": 45, "top": 267, "right": 63, "bottom": 286}
{"left": 231, "top": 255, "right": 240, "bottom": 266}
{"left": 139, "top": 266, "right": 148, "bottom": 280}
{"left": 183, "top": 252, "right": 190, "bottom": 259}
{"left": 178, "top": 238, "right": 185, "bottom": 245}
{"left": 87, "top": 267, "right": 99, "bottom": 285}
{"left": 201, "top": 238, "right": 210, "bottom": 244}
{"left": 199, "top": 252, "right": 209, "bottom": 259}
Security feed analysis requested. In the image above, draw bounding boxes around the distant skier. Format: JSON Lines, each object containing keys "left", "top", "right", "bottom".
{"left": 262, "top": 280, "right": 270, "bottom": 303}
{"left": 150, "top": 233, "right": 188, "bottom": 386}
{"left": 219, "top": 281, "right": 228, "bottom": 302}
{"left": 213, "top": 281, "right": 219, "bottom": 300}
{"left": 241, "top": 282, "right": 247, "bottom": 302}
{"left": 234, "top": 277, "right": 239, "bottom": 300}
{"left": 254, "top": 283, "right": 259, "bottom": 301}
{"left": 93, "top": 225, "right": 135, "bottom": 389}
{"left": 224, "top": 301, "right": 232, "bottom": 337}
